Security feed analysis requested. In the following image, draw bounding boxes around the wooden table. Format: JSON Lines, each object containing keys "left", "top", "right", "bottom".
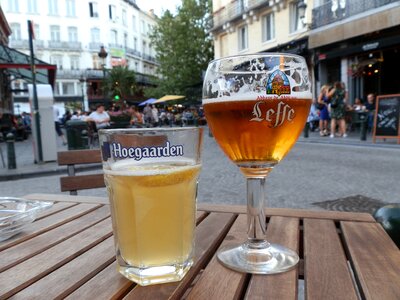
{"left": 1, "top": 193, "right": 399, "bottom": 300}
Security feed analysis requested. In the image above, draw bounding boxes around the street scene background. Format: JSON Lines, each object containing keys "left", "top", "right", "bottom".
{"left": 1, "top": 130, "right": 399, "bottom": 213}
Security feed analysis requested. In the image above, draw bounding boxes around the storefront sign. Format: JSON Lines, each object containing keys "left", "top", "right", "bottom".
{"left": 362, "top": 42, "right": 379, "bottom": 51}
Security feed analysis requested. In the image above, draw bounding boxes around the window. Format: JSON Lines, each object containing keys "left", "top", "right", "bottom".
{"left": 91, "top": 28, "right": 100, "bottom": 42}
{"left": 48, "top": 0, "right": 58, "bottom": 15}
{"left": 50, "top": 25, "right": 61, "bottom": 41}
{"left": 68, "top": 27, "right": 78, "bottom": 42}
{"left": 133, "top": 37, "right": 137, "bottom": 50}
{"left": 147, "top": 24, "right": 152, "bottom": 34}
{"left": 238, "top": 25, "right": 248, "bottom": 51}
{"left": 142, "top": 41, "right": 146, "bottom": 55}
{"left": 7, "top": 0, "right": 19, "bottom": 12}
{"left": 27, "top": 0, "right": 38, "bottom": 13}
{"left": 62, "top": 82, "right": 74, "bottom": 95}
{"left": 110, "top": 30, "right": 118, "bottom": 45}
{"left": 66, "top": 0, "right": 76, "bottom": 17}
{"left": 262, "top": 12, "right": 275, "bottom": 42}
{"left": 140, "top": 20, "right": 145, "bottom": 34}
{"left": 122, "top": 9, "right": 127, "bottom": 26}
{"left": 89, "top": 2, "right": 99, "bottom": 18}
{"left": 10, "top": 23, "right": 21, "bottom": 41}
{"left": 109, "top": 5, "right": 116, "bottom": 20}
{"left": 70, "top": 56, "right": 80, "bottom": 70}
{"left": 34, "top": 24, "right": 40, "bottom": 40}
{"left": 124, "top": 33, "right": 128, "bottom": 48}
{"left": 290, "top": 1, "right": 305, "bottom": 33}
{"left": 132, "top": 16, "right": 137, "bottom": 31}
{"left": 51, "top": 55, "right": 63, "bottom": 69}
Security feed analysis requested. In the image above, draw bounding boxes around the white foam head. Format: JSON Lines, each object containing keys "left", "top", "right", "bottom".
{"left": 202, "top": 53, "right": 312, "bottom": 104}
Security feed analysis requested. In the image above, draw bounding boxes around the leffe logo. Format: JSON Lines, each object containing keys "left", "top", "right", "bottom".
{"left": 250, "top": 100, "right": 295, "bottom": 128}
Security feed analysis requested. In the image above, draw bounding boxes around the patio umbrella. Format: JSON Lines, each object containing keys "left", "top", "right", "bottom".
{"left": 153, "top": 95, "right": 185, "bottom": 104}
{"left": 138, "top": 98, "right": 157, "bottom": 106}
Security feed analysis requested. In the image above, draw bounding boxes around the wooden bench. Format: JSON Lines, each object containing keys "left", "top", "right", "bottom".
{"left": 57, "top": 149, "right": 105, "bottom": 195}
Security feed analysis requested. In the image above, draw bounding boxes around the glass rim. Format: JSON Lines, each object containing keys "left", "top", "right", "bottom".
{"left": 208, "top": 52, "right": 306, "bottom": 65}
{"left": 98, "top": 127, "right": 202, "bottom": 135}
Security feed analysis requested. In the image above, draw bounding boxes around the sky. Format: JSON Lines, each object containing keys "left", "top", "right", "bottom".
{"left": 136, "top": 0, "right": 182, "bottom": 16}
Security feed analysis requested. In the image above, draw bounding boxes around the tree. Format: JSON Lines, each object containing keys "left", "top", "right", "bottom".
{"left": 148, "top": 0, "right": 214, "bottom": 104}
{"left": 102, "top": 66, "right": 137, "bottom": 107}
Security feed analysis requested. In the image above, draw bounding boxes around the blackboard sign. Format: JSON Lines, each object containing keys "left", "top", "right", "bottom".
{"left": 373, "top": 94, "right": 400, "bottom": 143}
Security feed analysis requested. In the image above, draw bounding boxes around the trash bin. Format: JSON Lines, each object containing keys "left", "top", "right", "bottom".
{"left": 65, "top": 120, "right": 89, "bottom": 150}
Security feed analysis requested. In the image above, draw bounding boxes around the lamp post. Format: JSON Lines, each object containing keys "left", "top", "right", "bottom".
{"left": 98, "top": 46, "right": 108, "bottom": 79}
{"left": 79, "top": 75, "right": 88, "bottom": 111}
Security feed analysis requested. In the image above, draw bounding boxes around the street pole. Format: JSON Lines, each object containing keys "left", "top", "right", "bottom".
{"left": 28, "top": 20, "right": 43, "bottom": 163}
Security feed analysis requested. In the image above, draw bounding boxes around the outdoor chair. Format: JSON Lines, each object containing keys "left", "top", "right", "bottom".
{"left": 57, "top": 149, "right": 105, "bottom": 195}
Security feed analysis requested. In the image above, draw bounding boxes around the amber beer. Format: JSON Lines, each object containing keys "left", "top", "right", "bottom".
{"left": 104, "top": 159, "right": 201, "bottom": 286}
{"left": 204, "top": 97, "right": 311, "bottom": 165}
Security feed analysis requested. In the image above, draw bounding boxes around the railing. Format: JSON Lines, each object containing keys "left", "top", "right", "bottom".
{"left": 56, "top": 69, "right": 84, "bottom": 79}
{"left": 312, "top": 0, "right": 399, "bottom": 29}
{"left": 9, "top": 40, "right": 29, "bottom": 48}
{"left": 210, "top": 0, "right": 270, "bottom": 30}
{"left": 142, "top": 54, "right": 157, "bottom": 63}
{"left": 63, "top": 41, "right": 82, "bottom": 50}
{"left": 88, "top": 42, "right": 103, "bottom": 51}
{"left": 125, "top": 47, "right": 141, "bottom": 57}
{"left": 48, "top": 41, "right": 63, "bottom": 49}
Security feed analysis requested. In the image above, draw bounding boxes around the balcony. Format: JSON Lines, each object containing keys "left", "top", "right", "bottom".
{"left": 142, "top": 54, "right": 157, "bottom": 63}
{"left": 63, "top": 41, "right": 82, "bottom": 51}
{"left": 210, "top": 0, "right": 271, "bottom": 31}
{"left": 48, "top": 41, "right": 64, "bottom": 49}
{"left": 89, "top": 42, "right": 103, "bottom": 51}
{"left": 9, "top": 39, "right": 29, "bottom": 49}
{"left": 125, "top": 47, "right": 141, "bottom": 58}
{"left": 312, "top": 0, "right": 399, "bottom": 29}
{"left": 56, "top": 69, "right": 84, "bottom": 79}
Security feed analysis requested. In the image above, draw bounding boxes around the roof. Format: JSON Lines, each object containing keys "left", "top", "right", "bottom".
{"left": 0, "top": 44, "right": 56, "bottom": 86}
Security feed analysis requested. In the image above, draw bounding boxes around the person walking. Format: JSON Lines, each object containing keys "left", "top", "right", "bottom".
{"left": 328, "top": 82, "right": 348, "bottom": 138}
{"left": 53, "top": 105, "right": 67, "bottom": 145}
{"left": 317, "top": 85, "right": 330, "bottom": 136}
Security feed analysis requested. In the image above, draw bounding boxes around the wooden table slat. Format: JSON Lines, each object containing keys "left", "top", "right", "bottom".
{"left": 66, "top": 261, "right": 134, "bottom": 300}
{"left": 0, "top": 205, "right": 110, "bottom": 272}
{"left": 245, "top": 216, "right": 300, "bottom": 300}
{"left": 198, "top": 204, "right": 375, "bottom": 222}
{"left": 341, "top": 221, "right": 400, "bottom": 300}
{"left": 304, "top": 219, "right": 358, "bottom": 300}
{"left": 186, "top": 214, "right": 248, "bottom": 300}
{"left": 13, "top": 237, "right": 115, "bottom": 299}
{"left": 0, "top": 218, "right": 113, "bottom": 298}
{"left": 125, "top": 212, "right": 237, "bottom": 300}
{"left": 35, "top": 201, "right": 78, "bottom": 220}
{"left": 0, "top": 203, "right": 103, "bottom": 251}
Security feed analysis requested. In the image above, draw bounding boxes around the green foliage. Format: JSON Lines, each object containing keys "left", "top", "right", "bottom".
{"left": 102, "top": 66, "right": 137, "bottom": 101}
{"left": 148, "top": 0, "right": 214, "bottom": 103}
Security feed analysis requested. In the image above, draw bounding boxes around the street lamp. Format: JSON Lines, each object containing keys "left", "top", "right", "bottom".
{"left": 79, "top": 75, "right": 87, "bottom": 111}
{"left": 297, "top": 1, "right": 307, "bottom": 22}
{"left": 98, "top": 46, "right": 108, "bottom": 79}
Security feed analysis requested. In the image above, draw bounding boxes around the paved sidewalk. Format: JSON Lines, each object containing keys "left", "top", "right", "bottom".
{"left": 0, "top": 127, "right": 398, "bottom": 181}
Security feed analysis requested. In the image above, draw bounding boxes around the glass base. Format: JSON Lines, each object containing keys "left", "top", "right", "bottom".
{"left": 217, "top": 242, "right": 299, "bottom": 274}
{"left": 117, "top": 259, "right": 193, "bottom": 286}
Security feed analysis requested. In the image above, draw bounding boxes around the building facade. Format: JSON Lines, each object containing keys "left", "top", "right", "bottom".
{"left": 1, "top": 0, "right": 158, "bottom": 111}
{"left": 309, "top": 0, "right": 400, "bottom": 103}
{"left": 210, "top": 0, "right": 313, "bottom": 57}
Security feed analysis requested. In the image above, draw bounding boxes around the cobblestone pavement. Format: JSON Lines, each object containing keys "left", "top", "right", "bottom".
{"left": 1, "top": 129, "right": 400, "bottom": 212}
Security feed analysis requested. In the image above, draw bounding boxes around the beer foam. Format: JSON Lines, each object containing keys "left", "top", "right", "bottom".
{"left": 202, "top": 54, "right": 312, "bottom": 104}
{"left": 104, "top": 158, "right": 199, "bottom": 176}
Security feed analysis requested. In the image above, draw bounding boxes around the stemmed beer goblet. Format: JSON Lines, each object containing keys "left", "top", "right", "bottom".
{"left": 202, "top": 53, "right": 312, "bottom": 274}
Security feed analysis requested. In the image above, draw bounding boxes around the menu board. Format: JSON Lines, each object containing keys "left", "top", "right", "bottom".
{"left": 373, "top": 94, "right": 400, "bottom": 143}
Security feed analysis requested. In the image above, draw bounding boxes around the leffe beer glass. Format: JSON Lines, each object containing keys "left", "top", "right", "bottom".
{"left": 202, "top": 53, "right": 312, "bottom": 274}
{"left": 99, "top": 127, "right": 203, "bottom": 285}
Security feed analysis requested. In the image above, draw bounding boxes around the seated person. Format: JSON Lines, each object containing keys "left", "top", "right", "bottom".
{"left": 352, "top": 98, "right": 366, "bottom": 111}
{"left": 87, "top": 104, "right": 110, "bottom": 130}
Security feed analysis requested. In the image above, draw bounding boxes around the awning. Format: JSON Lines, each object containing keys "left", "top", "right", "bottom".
{"left": 154, "top": 95, "right": 185, "bottom": 103}
{"left": 138, "top": 98, "right": 157, "bottom": 106}
{"left": 0, "top": 44, "right": 57, "bottom": 87}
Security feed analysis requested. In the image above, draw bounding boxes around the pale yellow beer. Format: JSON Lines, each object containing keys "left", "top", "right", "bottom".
{"left": 104, "top": 160, "right": 201, "bottom": 284}
{"left": 204, "top": 98, "right": 311, "bottom": 165}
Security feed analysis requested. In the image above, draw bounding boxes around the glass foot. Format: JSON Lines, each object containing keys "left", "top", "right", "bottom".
{"left": 217, "top": 242, "right": 299, "bottom": 274}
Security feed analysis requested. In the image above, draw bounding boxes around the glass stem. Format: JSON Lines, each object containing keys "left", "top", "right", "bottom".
{"left": 246, "top": 177, "right": 269, "bottom": 248}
